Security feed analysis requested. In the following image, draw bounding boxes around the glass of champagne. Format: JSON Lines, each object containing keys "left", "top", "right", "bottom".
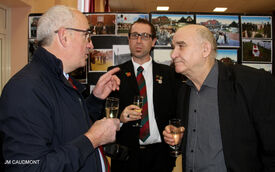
{"left": 169, "top": 118, "right": 184, "bottom": 157}
{"left": 132, "top": 96, "right": 143, "bottom": 127}
{"left": 105, "top": 97, "right": 119, "bottom": 118}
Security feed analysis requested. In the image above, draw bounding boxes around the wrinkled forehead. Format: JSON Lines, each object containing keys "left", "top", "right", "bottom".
{"left": 173, "top": 27, "right": 198, "bottom": 45}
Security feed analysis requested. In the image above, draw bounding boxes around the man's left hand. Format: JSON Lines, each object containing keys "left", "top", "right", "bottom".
{"left": 93, "top": 67, "right": 120, "bottom": 99}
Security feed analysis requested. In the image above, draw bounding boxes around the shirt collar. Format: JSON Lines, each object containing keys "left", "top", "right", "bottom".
{"left": 132, "top": 57, "right": 152, "bottom": 76}
{"left": 63, "top": 72, "right": 69, "bottom": 80}
{"left": 187, "top": 60, "right": 219, "bottom": 89}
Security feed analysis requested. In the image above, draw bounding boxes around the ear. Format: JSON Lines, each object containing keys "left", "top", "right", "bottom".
{"left": 151, "top": 38, "right": 157, "bottom": 47}
{"left": 56, "top": 27, "right": 68, "bottom": 47}
{"left": 202, "top": 41, "right": 211, "bottom": 58}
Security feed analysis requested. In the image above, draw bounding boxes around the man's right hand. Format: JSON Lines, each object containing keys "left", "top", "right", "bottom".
{"left": 84, "top": 118, "right": 120, "bottom": 148}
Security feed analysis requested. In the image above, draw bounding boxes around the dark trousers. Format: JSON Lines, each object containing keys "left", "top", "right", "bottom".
{"left": 111, "top": 143, "right": 175, "bottom": 172}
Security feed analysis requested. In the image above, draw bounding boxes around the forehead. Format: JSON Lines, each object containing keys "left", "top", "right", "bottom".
{"left": 173, "top": 27, "right": 196, "bottom": 44}
{"left": 74, "top": 11, "right": 89, "bottom": 29}
{"left": 131, "top": 23, "right": 151, "bottom": 33}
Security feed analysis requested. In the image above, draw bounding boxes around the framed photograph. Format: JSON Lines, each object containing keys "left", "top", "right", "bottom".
{"left": 113, "top": 45, "right": 131, "bottom": 65}
{"left": 242, "top": 39, "right": 272, "bottom": 62}
{"left": 116, "top": 13, "right": 149, "bottom": 36}
{"left": 29, "top": 15, "right": 41, "bottom": 38}
{"left": 216, "top": 49, "right": 238, "bottom": 64}
{"left": 242, "top": 63, "right": 272, "bottom": 73}
{"left": 88, "top": 49, "right": 114, "bottom": 72}
{"left": 196, "top": 14, "right": 240, "bottom": 47}
{"left": 28, "top": 39, "right": 39, "bottom": 63}
{"left": 86, "top": 13, "right": 116, "bottom": 35}
{"left": 151, "top": 13, "right": 195, "bottom": 47}
{"left": 153, "top": 48, "right": 173, "bottom": 66}
{"left": 241, "top": 16, "right": 272, "bottom": 39}
{"left": 70, "top": 62, "right": 88, "bottom": 84}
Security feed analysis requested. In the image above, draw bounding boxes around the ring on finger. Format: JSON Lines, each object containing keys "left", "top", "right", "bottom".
{"left": 127, "top": 114, "right": 130, "bottom": 118}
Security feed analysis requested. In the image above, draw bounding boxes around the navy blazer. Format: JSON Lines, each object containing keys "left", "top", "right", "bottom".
{"left": 179, "top": 61, "right": 275, "bottom": 172}
{"left": 0, "top": 47, "right": 105, "bottom": 172}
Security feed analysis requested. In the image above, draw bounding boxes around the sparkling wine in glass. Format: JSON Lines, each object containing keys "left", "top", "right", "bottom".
{"left": 169, "top": 118, "right": 184, "bottom": 157}
{"left": 105, "top": 97, "right": 119, "bottom": 118}
{"left": 132, "top": 96, "right": 143, "bottom": 127}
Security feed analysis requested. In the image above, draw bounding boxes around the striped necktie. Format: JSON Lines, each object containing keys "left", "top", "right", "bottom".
{"left": 136, "top": 66, "right": 150, "bottom": 142}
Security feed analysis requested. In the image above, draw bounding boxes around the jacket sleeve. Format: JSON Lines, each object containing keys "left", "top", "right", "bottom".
{"left": 86, "top": 93, "right": 105, "bottom": 121}
{"left": 0, "top": 79, "right": 97, "bottom": 172}
{"left": 252, "top": 72, "right": 275, "bottom": 171}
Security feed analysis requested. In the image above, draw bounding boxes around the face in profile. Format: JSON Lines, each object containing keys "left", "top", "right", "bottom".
{"left": 171, "top": 26, "right": 205, "bottom": 76}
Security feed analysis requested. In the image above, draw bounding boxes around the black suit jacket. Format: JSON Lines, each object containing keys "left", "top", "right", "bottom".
{"left": 179, "top": 61, "right": 275, "bottom": 172}
{"left": 109, "top": 60, "right": 180, "bottom": 148}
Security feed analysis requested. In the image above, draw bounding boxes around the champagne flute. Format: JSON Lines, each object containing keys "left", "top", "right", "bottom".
{"left": 132, "top": 96, "right": 143, "bottom": 127}
{"left": 169, "top": 118, "right": 184, "bottom": 157}
{"left": 105, "top": 97, "right": 119, "bottom": 118}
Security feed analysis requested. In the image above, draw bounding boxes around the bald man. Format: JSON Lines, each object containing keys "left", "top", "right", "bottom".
{"left": 164, "top": 24, "right": 275, "bottom": 172}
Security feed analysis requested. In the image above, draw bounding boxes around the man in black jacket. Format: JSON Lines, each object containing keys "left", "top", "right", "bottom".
{"left": 0, "top": 5, "right": 120, "bottom": 172}
{"left": 108, "top": 18, "right": 178, "bottom": 172}
{"left": 164, "top": 24, "right": 275, "bottom": 171}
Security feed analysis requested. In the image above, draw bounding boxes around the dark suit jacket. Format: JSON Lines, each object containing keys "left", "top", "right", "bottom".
{"left": 179, "top": 61, "right": 275, "bottom": 172}
{"left": 108, "top": 60, "right": 180, "bottom": 171}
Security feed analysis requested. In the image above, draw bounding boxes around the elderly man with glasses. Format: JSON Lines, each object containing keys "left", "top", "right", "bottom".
{"left": 0, "top": 5, "right": 121, "bottom": 172}
{"left": 107, "top": 18, "right": 180, "bottom": 172}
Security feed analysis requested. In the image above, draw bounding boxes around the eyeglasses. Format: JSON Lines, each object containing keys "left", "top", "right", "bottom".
{"left": 54, "top": 28, "right": 92, "bottom": 43}
{"left": 129, "top": 32, "right": 152, "bottom": 40}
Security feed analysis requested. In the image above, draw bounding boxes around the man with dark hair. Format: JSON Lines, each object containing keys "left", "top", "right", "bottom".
{"left": 107, "top": 18, "right": 179, "bottom": 172}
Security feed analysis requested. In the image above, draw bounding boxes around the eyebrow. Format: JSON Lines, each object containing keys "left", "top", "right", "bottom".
{"left": 175, "top": 41, "right": 186, "bottom": 45}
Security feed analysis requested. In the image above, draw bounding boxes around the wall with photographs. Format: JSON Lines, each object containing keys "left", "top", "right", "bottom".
{"left": 28, "top": 12, "right": 274, "bottom": 93}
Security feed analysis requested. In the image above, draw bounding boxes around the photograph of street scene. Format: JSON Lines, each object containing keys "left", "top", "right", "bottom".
{"left": 151, "top": 13, "right": 194, "bottom": 47}
{"left": 89, "top": 49, "right": 114, "bottom": 72}
{"left": 242, "top": 63, "right": 272, "bottom": 73}
{"left": 113, "top": 45, "right": 131, "bottom": 65}
{"left": 117, "top": 13, "right": 149, "bottom": 36}
{"left": 241, "top": 16, "right": 272, "bottom": 39}
{"left": 153, "top": 48, "right": 173, "bottom": 66}
{"left": 242, "top": 39, "right": 272, "bottom": 62}
{"left": 216, "top": 49, "right": 238, "bottom": 64}
{"left": 70, "top": 63, "right": 87, "bottom": 84}
{"left": 196, "top": 14, "right": 240, "bottom": 47}
{"left": 86, "top": 14, "right": 116, "bottom": 35}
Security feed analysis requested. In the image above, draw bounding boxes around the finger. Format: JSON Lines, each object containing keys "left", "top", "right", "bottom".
{"left": 107, "top": 67, "right": 120, "bottom": 75}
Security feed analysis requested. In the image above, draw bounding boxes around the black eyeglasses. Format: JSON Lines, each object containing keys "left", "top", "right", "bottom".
{"left": 54, "top": 28, "right": 92, "bottom": 42}
{"left": 129, "top": 32, "right": 152, "bottom": 40}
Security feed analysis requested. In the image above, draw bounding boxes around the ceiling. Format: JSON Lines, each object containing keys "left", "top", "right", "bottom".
{"left": 110, "top": 0, "right": 275, "bottom": 15}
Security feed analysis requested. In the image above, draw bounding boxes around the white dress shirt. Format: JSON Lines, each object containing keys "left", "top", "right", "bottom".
{"left": 132, "top": 57, "right": 162, "bottom": 145}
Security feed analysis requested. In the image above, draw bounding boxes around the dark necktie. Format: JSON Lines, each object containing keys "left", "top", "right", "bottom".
{"left": 136, "top": 66, "right": 150, "bottom": 142}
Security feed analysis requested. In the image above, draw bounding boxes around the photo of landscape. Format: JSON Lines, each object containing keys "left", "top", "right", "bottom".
{"left": 216, "top": 49, "right": 238, "bottom": 64}
{"left": 242, "top": 39, "right": 272, "bottom": 62}
{"left": 241, "top": 16, "right": 272, "bottom": 39}
{"left": 116, "top": 13, "right": 149, "bottom": 36}
{"left": 151, "top": 13, "right": 194, "bottom": 47}
{"left": 196, "top": 14, "right": 240, "bottom": 47}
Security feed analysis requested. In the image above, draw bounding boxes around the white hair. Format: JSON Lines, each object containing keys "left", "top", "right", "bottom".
{"left": 37, "top": 5, "right": 76, "bottom": 46}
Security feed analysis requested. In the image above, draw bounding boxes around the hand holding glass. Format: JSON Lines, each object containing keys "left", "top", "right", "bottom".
{"left": 132, "top": 96, "right": 143, "bottom": 127}
{"left": 169, "top": 119, "right": 184, "bottom": 157}
{"left": 105, "top": 97, "right": 119, "bottom": 118}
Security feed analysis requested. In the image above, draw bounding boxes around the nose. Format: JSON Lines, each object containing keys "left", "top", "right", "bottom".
{"left": 137, "top": 35, "right": 142, "bottom": 43}
{"left": 171, "top": 48, "right": 178, "bottom": 60}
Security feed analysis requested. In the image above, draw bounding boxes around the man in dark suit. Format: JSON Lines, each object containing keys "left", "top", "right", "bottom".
{"left": 108, "top": 18, "right": 178, "bottom": 172}
{"left": 164, "top": 24, "right": 275, "bottom": 171}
